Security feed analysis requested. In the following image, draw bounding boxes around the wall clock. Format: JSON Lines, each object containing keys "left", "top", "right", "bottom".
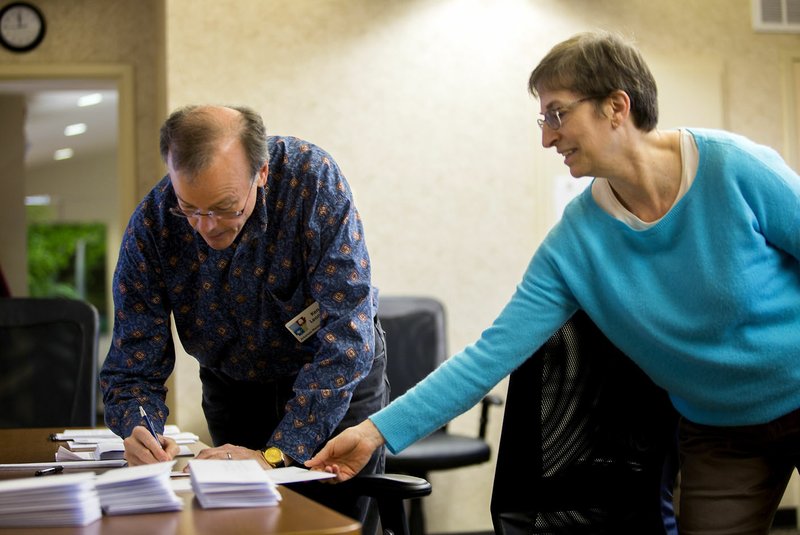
{"left": 0, "top": 2, "right": 45, "bottom": 53}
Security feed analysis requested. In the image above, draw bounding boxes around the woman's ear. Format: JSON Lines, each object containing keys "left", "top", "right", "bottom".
{"left": 606, "top": 89, "right": 631, "bottom": 127}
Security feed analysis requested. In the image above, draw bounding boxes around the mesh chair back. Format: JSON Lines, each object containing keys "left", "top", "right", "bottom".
{"left": 491, "top": 310, "right": 678, "bottom": 534}
{"left": 0, "top": 297, "right": 99, "bottom": 428}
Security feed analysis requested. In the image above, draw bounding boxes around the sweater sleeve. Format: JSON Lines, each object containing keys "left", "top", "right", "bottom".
{"left": 371, "top": 242, "right": 579, "bottom": 453}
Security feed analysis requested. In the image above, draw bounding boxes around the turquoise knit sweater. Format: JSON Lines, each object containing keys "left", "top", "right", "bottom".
{"left": 373, "top": 128, "right": 800, "bottom": 454}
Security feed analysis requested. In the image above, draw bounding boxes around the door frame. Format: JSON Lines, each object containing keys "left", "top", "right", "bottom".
{"left": 781, "top": 53, "right": 800, "bottom": 171}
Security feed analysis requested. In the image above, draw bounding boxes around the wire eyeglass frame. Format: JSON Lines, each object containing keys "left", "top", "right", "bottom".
{"left": 169, "top": 176, "right": 257, "bottom": 220}
{"left": 536, "top": 96, "right": 595, "bottom": 130}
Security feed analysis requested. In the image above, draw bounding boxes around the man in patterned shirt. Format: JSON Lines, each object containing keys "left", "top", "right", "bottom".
{"left": 99, "top": 104, "right": 387, "bottom": 526}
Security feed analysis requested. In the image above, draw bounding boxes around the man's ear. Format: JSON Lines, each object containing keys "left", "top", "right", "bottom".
{"left": 257, "top": 162, "right": 269, "bottom": 187}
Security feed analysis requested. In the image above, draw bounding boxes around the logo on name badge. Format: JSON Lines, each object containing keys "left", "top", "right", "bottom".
{"left": 284, "top": 301, "right": 321, "bottom": 342}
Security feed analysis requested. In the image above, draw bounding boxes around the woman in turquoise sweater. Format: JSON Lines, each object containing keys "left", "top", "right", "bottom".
{"left": 307, "top": 31, "right": 800, "bottom": 533}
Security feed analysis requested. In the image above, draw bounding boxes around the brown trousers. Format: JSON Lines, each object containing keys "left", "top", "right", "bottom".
{"left": 677, "top": 406, "right": 800, "bottom": 534}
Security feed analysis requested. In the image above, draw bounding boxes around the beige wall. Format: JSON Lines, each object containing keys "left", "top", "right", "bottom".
{"left": 1, "top": 0, "right": 799, "bottom": 531}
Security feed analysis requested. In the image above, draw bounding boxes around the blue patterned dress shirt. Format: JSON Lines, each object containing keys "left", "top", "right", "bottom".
{"left": 100, "top": 136, "right": 378, "bottom": 462}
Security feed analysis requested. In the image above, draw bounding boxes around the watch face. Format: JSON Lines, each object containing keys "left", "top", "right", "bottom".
{"left": 264, "top": 447, "right": 284, "bottom": 466}
{"left": 0, "top": 2, "right": 46, "bottom": 52}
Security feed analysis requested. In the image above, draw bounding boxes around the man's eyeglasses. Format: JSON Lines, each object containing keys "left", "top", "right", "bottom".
{"left": 169, "top": 177, "right": 257, "bottom": 220}
{"left": 537, "top": 96, "right": 594, "bottom": 131}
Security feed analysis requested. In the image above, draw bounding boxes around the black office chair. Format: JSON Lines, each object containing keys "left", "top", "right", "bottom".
{"left": 0, "top": 297, "right": 99, "bottom": 428}
{"left": 377, "top": 295, "right": 503, "bottom": 535}
{"left": 490, "top": 310, "right": 680, "bottom": 534}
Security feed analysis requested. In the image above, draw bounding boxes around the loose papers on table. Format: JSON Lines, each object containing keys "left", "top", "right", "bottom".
{"left": 0, "top": 462, "right": 183, "bottom": 528}
{"left": 189, "top": 459, "right": 281, "bottom": 508}
{"left": 0, "top": 472, "right": 101, "bottom": 527}
{"left": 95, "top": 461, "right": 183, "bottom": 515}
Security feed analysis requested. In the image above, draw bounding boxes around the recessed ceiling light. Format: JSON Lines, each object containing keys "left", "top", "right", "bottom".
{"left": 54, "top": 148, "right": 74, "bottom": 160}
{"left": 64, "top": 123, "right": 87, "bottom": 136}
{"left": 77, "top": 93, "right": 103, "bottom": 107}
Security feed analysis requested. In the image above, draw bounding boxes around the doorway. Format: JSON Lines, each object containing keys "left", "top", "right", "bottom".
{"left": 0, "top": 65, "right": 134, "bottom": 287}
{"left": 0, "top": 64, "right": 136, "bottom": 419}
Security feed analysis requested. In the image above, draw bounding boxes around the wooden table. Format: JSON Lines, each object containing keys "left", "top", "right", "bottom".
{"left": 0, "top": 428, "right": 361, "bottom": 535}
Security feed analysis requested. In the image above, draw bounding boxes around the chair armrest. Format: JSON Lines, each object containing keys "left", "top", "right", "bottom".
{"left": 297, "top": 473, "right": 430, "bottom": 535}
{"left": 478, "top": 394, "right": 504, "bottom": 439}
{"left": 344, "top": 472, "right": 432, "bottom": 500}
{"left": 341, "top": 473, "right": 432, "bottom": 535}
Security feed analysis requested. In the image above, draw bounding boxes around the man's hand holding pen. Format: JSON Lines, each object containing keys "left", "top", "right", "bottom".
{"left": 122, "top": 406, "right": 181, "bottom": 466}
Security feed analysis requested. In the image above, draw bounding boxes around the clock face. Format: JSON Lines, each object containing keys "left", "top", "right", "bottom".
{"left": 0, "top": 2, "right": 46, "bottom": 52}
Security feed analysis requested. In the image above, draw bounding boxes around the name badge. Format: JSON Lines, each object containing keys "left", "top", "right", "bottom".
{"left": 284, "top": 301, "right": 321, "bottom": 342}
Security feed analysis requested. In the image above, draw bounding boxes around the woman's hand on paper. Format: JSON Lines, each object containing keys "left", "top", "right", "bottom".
{"left": 304, "top": 419, "right": 386, "bottom": 482}
{"left": 124, "top": 425, "right": 179, "bottom": 465}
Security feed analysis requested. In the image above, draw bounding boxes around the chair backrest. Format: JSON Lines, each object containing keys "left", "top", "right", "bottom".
{"left": 377, "top": 296, "right": 447, "bottom": 403}
{"left": 490, "top": 310, "right": 679, "bottom": 535}
{"left": 0, "top": 297, "right": 99, "bottom": 428}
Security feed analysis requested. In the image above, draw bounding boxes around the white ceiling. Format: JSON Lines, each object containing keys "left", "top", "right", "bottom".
{"left": 0, "top": 79, "right": 118, "bottom": 169}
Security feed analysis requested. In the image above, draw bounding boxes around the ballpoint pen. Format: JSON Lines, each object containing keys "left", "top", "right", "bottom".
{"left": 139, "top": 404, "right": 161, "bottom": 444}
{"left": 35, "top": 466, "right": 63, "bottom": 477}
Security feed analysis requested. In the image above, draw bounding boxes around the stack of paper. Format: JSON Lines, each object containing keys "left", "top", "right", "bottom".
{"left": 52, "top": 426, "right": 200, "bottom": 453}
{"left": 189, "top": 459, "right": 281, "bottom": 509}
{"left": 95, "top": 461, "right": 183, "bottom": 515}
{"left": 51, "top": 425, "right": 195, "bottom": 442}
{"left": 0, "top": 472, "right": 101, "bottom": 527}
{"left": 54, "top": 445, "right": 127, "bottom": 465}
{"left": 93, "top": 442, "right": 194, "bottom": 461}
{"left": 50, "top": 425, "right": 197, "bottom": 464}
{"left": 55, "top": 442, "right": 194, "bottom": 462}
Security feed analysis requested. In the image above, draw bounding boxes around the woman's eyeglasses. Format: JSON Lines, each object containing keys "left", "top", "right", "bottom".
{"left": 537, "top": 97, "right": 594, "bottom": 130}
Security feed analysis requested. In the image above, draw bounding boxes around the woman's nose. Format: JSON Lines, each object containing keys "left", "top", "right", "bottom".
{"left": 541, "top": 125, "right": 558, "bottom": 148}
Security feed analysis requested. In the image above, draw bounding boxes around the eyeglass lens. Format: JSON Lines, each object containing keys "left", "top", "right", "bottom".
{"left": 170, "top": 176, "right": 256, "bottom": 219}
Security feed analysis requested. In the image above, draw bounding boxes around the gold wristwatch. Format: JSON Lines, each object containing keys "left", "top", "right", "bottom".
{"left": 262, "top": 446, "right": 286, "bottom": 468}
